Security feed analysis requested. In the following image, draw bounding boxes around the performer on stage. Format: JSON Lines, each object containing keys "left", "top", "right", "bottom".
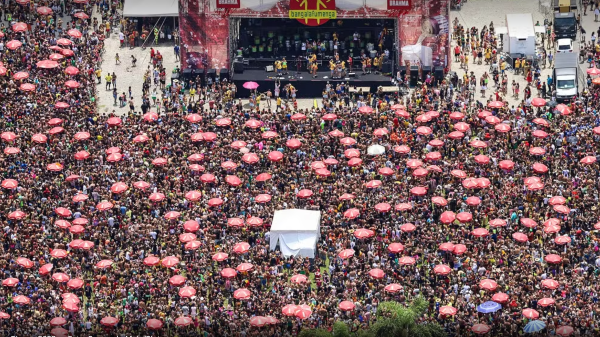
{"left": 366, "top": 57, "right": 372, "bottom": 74}
{"left": 281, "top": 57, "right": 288, "bottom": 75}
{"left": 311, "top": 62, "right": 318, "bottom": 78}
{"left": 329, "top": 59, "right": 335, "bottom": 78}
{"left": 296, "top": 55, "right": 302, "bottom": 74}
{"left": 274, "top": 59, "right": 282, "bottom": 75}
{"left": 308, "top": 53, "right": 317, "bottom": 70}
{"left": 348, "top": 55, "right": 353, "bottom": 71}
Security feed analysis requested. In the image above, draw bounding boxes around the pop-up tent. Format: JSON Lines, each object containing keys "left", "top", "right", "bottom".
{"left": 269, "top": 209, "right": 321, "bottom": 258}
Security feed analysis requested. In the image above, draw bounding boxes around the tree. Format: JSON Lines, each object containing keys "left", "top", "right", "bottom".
{"left": 298, "top": 328, "right": 333, "bottom": 337}
{"left": 333, "top": 321, "right": 351, "bottom": 337}
{"left": 371, "top": 297, "right": 446, "bottom": 337}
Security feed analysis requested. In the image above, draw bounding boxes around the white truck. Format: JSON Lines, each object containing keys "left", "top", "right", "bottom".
{"left": 553, "top": 52, "right": 578, "bottom": 102}
{"left": 503, "top": 14, "right": 536, "bottom": 56}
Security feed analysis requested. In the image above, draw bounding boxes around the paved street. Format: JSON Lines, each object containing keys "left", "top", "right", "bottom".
{"left": 95, "top": 0, "right": 595, "bottom": 113}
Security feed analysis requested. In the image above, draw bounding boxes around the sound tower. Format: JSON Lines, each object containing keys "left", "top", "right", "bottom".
{"left": 220, "top": 68, "right": 229, "bottom": 81}
{"left": 422, "top": 66, "right": 432, "bottom": 81}
{"left": 409, "top": 66, "right": 419, "bottom": 87}
{"left": 434, "top": 66, "right": 444, "bottom": 84}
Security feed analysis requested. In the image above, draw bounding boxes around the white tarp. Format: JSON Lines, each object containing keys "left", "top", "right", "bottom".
{"left": 269, "top": 209, "right": 321, "bottom": 258}
{"left": 123, "top": 0, "right": 179, "bottom": 17}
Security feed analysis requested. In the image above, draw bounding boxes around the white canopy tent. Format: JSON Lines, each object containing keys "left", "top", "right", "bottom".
{"left": 269, "top": 209, "right": 321, "bottom": 258}
{"left": 123, "top": 0, "right": 179, "bottom": 17}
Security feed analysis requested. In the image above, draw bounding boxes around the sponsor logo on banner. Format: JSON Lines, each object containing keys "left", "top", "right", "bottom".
{"left": 216, "top": 0, "right": 240, "bottom": 9}
{"left": 289, "top": 0, "right": 336, "bottom": 26}
{"left": 387, "top": 0, "right": 411, "bottom": 9}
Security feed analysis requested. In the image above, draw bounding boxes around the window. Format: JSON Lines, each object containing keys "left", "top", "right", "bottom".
{"left": 557, "top": 79, "right": 575, "bottom": 89}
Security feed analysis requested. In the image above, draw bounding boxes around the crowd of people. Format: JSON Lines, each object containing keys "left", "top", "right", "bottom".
{"left": 1, "top": 1, "right": 600, "bottom": 337}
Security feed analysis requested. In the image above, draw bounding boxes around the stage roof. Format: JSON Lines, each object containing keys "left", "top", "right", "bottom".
{"left": 123, "top": 0, "right": 179, "bottom": 17}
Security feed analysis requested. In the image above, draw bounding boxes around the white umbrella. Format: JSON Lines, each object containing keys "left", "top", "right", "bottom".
{"left": 367, "top": 145, "right": 386, "bottom": 156}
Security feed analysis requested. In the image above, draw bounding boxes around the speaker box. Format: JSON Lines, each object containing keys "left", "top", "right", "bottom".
{"left": 207, "top": 69, "right": 216, "bottom": 81}
{"left": 381, "top": 61, "right": 392, "bottom": 74}
{"left": 182, "top": 68, "right": 193, "bottom": 80}
{"left": 397, "top": 66, "right": 407, "bottom": 78}
{"left": 265, "top": 65, "right": 274, "bottom": 72}
{"left": 220, "top": 68, "right": 229, "bottom": 81}
{"left": 409, "top": 66, "right": 419, "bottom": 87}
{"left": 434, "top": 66, "right": 444, "bottom": 84}
{"left": 421, "top": 65, "right": 432, "bottom": 81}
{"left": 233, "top": 62, "right": 244, "bottom": 74}
{"left": 348, "top": 72, "right": 356, "bottom": 78}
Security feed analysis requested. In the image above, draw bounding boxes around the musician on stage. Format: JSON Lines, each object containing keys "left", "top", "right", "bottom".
{"left": 308, "top": 53, "right": 317, "bottom": 70}
{"left": 348, "top": 55, "right": 353, "bottom": 71}
{"left": 311, "top": 62, "right": 318, "bottom": 78}
{"left": 366, "top": 57, "right": 372, "bottom": 74}
{"left": 281, "top": 57, "right": 288, "bottom": 75}
{"left": 274, "top": 59, "right": 282, "bottom": 75}
{"left": 361, "top": 57, "right": 367, "bottom": 75}
{"left": 329, "top": 59, "right": 335, "bottom": 78}
{"left": 296, "top": 56, "right": 302, "bottom": 74}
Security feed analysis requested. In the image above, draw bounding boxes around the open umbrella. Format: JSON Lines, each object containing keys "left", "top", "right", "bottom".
{"left": 523, "top": 320, "right": 546, "bottom": 333}
{"left": 476, "top": 301, "right": 501, "bottom": 313}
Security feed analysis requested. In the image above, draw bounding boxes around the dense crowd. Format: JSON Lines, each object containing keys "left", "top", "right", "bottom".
{"left": 1, "top": 1, "right": 600, "bottom": 337}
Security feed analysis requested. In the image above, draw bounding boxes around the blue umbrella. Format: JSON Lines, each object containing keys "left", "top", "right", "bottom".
{"left": 524, "top": 320, "right": 546, "bottom": 333}
{"left": 476, "top": 301, "right": 501, "bottom": 314}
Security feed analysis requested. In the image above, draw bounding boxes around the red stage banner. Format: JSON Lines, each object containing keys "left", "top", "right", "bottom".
{"left": 387, "top": 0, "right": 411, "bottom": 10}
{"left": 216, "top": 0, "right": 241, "bottom": 9}
{"left": 289, "top": 0, "right": 336, "bottom": 27}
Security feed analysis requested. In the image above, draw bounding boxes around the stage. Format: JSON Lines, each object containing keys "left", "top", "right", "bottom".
{"left": 232, "top": 70, "right": 394, "bottom": 98}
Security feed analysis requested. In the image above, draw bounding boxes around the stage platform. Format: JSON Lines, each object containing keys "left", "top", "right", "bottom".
{"left": 232, "top": 70, "right": 394, "bottom": 98}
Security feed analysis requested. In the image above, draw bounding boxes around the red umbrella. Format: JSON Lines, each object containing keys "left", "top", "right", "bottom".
{"left": 358, "top": 106, "right": 373, "bottom": 114}
{"left": 262, "top": 131, "right": 278, "bottom": 139}
{"left": 322, "top": 113, "right": 338, "bottom": 121}
{"left": 297, "top": 189, "right": 314, "bottom": 198}
{"left": 100, "top": 316, "right": 119, "bottom": 327}
{"left": 37, "top": 6, "right": 53, "bottom": 15}
{"left": 2, "top": 277, "right": 19, "bottom": 287}
{"left": 242, "top": 153, "right": 260, "bottom": 164}
{"left": 556, "top": 326, "right": 574, "bottom": 337}
{"left": 174, "top": 316, "right": 193, "bottom": 327}
{"left": 215, "top": 117, "right": 231, "bottom": 126}
{"left": 530, "top": 147, "right": 546, "bottom": 155}
{"left": 338, "top": 249, "right": 355, "bottom": 259}
{"left": 227, "top": 218, "right": 244, "bottom": 228}
{"left": 67, "top": 29, "right": 82, "bottom": 38}
{"left": 495, "top": 123, "right": 511, "bottom": 133}
{"left": 433, "top": 264, "right": 452, "bottom": 275}
{"left": 545, "top": 254, "right": 562, "bottom": 264}
{"left": 398, "top": 256, "right": 416, "bottom": 265}
{"left": 146, "top": 319, "right": 163, "bottom": 330}
{"left": 6, "top": 40, "right": 22, "bottom": 50}
{"left": 13, "top": 71, "right": 29, "bottom": 80}
{"left": 328, "top": 129, "right": 344, "bottom": 137}
{"left": 394, "top": 145, "right": 411, "bottom": 154}
{"left": 470, "top": 140, "right": 487, "bottom": 149}
{"left": 49, "top": 53, "right": 64, "bottom": 61}
{"left": 548, "top": 196, "right": 566, "bottom": 205}
{"left": 96, "top": 260, "right": 114, "bottom": 269}
{"left": 1, "top": 131, "right": 17, "bottom": 142}
{"left": 531, "top": 97, "right": 547, "bottom": 107}
{"left": 541, "top": 279, "right": 560, "bottom": 290}
{"left": 220, "top": 268, "right": 237, "bottom": 278}
{"left": 533, "top": 118, "right": 550, "bottom": 127}
{"left": 425, "top": 152, "right": 441, "bottom": 161}
{"left": 365, "top": 178, "right": 385, "bottom": 187}
{"left": 1, "top": 179, "right": 17, "bottom": 189}
{"left": 185, "top": 241, "right": 201, "bottom": 250}
{"left": 477, "top": 178, "right": 492, "bottom": 188}
{"left": 489, "top": 219, "right": 507, "bottom": 227}
{"left": 179, "top": 286, "right": 196, "bottom": 298}
{"left": 465, "top": 196, "right": 481, "bottom": 206}
{"left": 479, "top": 279, "right": 498, "bottom": 291}
{"left": 52, "top": 273, "right": 70, "bottom": 283}
{"left": 149, "top": 192, "right": 166, "bottom": 202}
{"left": 453, "top": 244, "right": 467, "bottom": 255}
{"left": 233, "top": 242, "right": 250, "bottom": 253}
{"left": 368, "top": 268, "right": 385, "bottom": 279}
{"left": 290, "top": 274, "right": 308, "bottom": 284}
{"left": 474, "top": 154, "right": 490, "bottom": 164}
{"left": 373, "top": 128, "right": 389, "bottom": 136}
{"left": 162, "top": 256, "right": 180, "bottom": 268}
{"left": 487, "top": 101, "right": 504, "bottom": 108}
{"left": 439, "top": 306, "right": 457, "bottom": 316}
{"left": 291, "top": 113, "right": 306, "bottom": 121}
{"left": 237, "top": 263, "right": 254, "bottom": 272}
{"left": 221, "top": 161, "right": 238, "bottom": 170}
{"left": 416, "top": 114, "right": 431, "bottom": 123}
{"left": 521, "top": 218, "right": 538, "bottom": 228}
{"left": 471, "top": 324, "right": 491, "bottom": 335}
{"left": 16, "top": 257, "right": 34, "bottom": 268}
{"left": 50, "top": 317, "right": 67, "bottom": 327}
{"left": 73, "top": 131, "right": 90, "bottom": 141}
{"left": 51, "top": 328, "right": 69, "bottom": 337}
{"left": 61, "top": 49, "right": 74, "bottom": 56}
{"left": 416, "top": 126, "right": 432, "bottom": 135}
{"left": 456, "top": 212, "right": 473, "bottom": 223}
{"left": 200, "top": 173, "right": 216, "bottom": 183}
{"left": 439, "top": 211, "right": 456, "bottom": 224}
{"left": 133, "top": 134, "right": 149, "bottom": 143}
{"left": 439, "top": 242, "right": 455, "bottom": 252}
{"left": 13, "top": 295, "right": 30, "bottom": 305}
{"left": 179, "top": 233, "right": 197, "bottom": 243}
{"left": 428, "top": 139, "right": 444, "bottom": 147}
{"left": 37, "top": 60, "right": 60, "bottom": 69}
{"left": 54, "top": 207, "right": 72, "bottom": 218}
{"left": 538, "top": 297, "right": 555, "bottom": 307}
{"left": 249, "top": 316, "right": 269, "bottom": 327}
{"left": 340, "top": 193, "right": 357, "bottom": 201}
{"left": 202, "top": 132, "right": 217, "bottom": 142}
{"left": 374, "top": 202, "right": 391, "bottom": 212}
{"left": 492, "top": 292, "right": 509, "bottom": 303}
{"left": 233, "top": 288, "right": 251, "bottom": 299}
{"left": 532, "top": 130, "right": 548, "bottom": 138}
{"left": 553, "top": 205, "right": 571, "bottom": 214}
{"left": 245, "top": 119, "right": 262, "bottom": 128}
{"left": 315, "top": 168, "right": 331, "bottom": 177}
{"left": 410, "top": 186, "right": 427, "bottom": 196}
{"left": 48, "top": 127, "right": 65, "bottom": 135}
{"left": 384, "top": 283, "right": 403, "bottom": 293}
{"left": 267, "top": 151, "right": 283, "bottom": 162}
{"left": 143, "top": 256, "right": 161, "bottom": 266}
{"left": 450, "top": 169, "right": 467, "bottom": 178}
{"left": 432, "top": 196, "right": 448, "bottom": 206}
{"left": 282, "top": 304, "right": 298, "bottom": 316}
{"left": 49, "top": 249, "right": 68, "bottom": 259}
{"left": 4, "top": 147, "right": 20, "bottom": 155}
{"left": 344, "top": 148, "right": 360, "bottom": 158}
{"left": 31, "top": 133, "right": 48, "bottom": 143}
{"left": 8, "top": 210, "right": 27, "bottom": 220}
{"left": 225, "top": 175, "right": 242, "bottom": 187}
{"left": 354, "top": 228, "right": 375, "bottom": 239}
{"left": 295, "top": 306, "right": 312, "bottom": 319}
{"left": 485, "top": 115, "right": 501, "bottom": 125}
{"left": 400, "top": 223, "right": 416, "bottom": 232}
{"left": 338, "top": 301, "right": 355, "bottom": 311}
{"left": 448, "top": 131, "right": 465, "bottom": 139}
{"left": 472, "top": 228, "right": 489, "bottom": 237}
{"left": 246, "top": 217, "right": 263, "bottom": 227}
{"left": 169, "top": 275, "right": 186, "bottom": 286}
{"left": 532, "top": 162, "right": 548, "bottom": 174}
{"left": 478, "top": 110, "right": 492, "bottom": 119}
{"left": 340, "top": 137, "right": 357, "bottom": 146}
{"left": 39, "top": 263, "right": 53, "bottom": 275}
{"left": 454, "top": 122, "right": 470, "bottom": 132}
{"left": 387, "top": 243, "right": 404, "bottom": 253}
{"left": 580, "top": 155, "right": 597, "bottom": 164}
{"left": 378, "top": 167, "right": 395, "bottom": 176}
{"left": 19, "top": 83, "right": 35, "bottom": 91}
{"left": 255, "top": 194, "right": 272, "bottom": 203}
{"left": 12, "top": 22, "right": 28, "bottom": 32}
{"left": 184, "top": 190, "right": 202, "bottom": 202}
{"left": 56, "top": 38, "right": 73, "bottom": 46}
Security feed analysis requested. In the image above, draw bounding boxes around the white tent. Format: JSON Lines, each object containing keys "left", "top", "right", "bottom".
{"left": 269, "top": 209, "right": 321, "bottom": 258}
{"left": 123, "top": 0, "right": 179, "bottom": 17}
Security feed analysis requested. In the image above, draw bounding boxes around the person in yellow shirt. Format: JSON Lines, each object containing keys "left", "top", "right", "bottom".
{"left": 95, "top": 69, "right": 102, "bottom": 84}
{"left": 281, "top": 57, "right": 287, "bottom": 75}
{"left": 189, "top": 87, "right": 196, "bottom": 102}
{"left": 274, "top": 60, "right": 281, "bottom": 75}
{"left": 329, "top": 59, "right": 335, "bottom": 78}
{"left": 373, "top": 56, "right": 379, "bottom": 72}
{"left": 514, "top": 58, "right": 521, "bottom": 75}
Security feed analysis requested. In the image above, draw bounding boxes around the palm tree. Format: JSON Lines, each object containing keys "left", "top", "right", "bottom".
{"left": 371, "top": 297, "right": 446, "bottom": 337}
